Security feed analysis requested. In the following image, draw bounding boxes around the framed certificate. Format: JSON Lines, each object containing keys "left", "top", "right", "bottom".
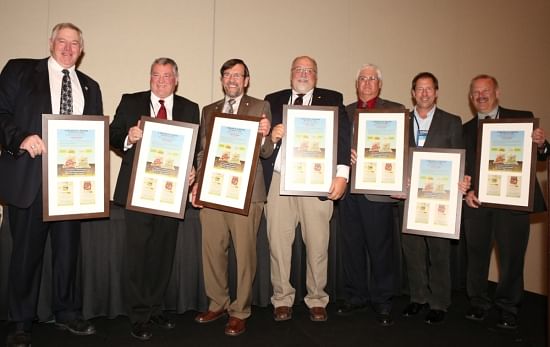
{"left": 403, "top": 147, "right": 465, "bottom": 239}
{"left": 126, "top": 117, "right": 199, "bottom": 219}
{"left": 475, "top": 118, "right": 538, "bottom": 211}
{"left": 351, "top": 109, "right": 409, "bottom": 195}
{"left": 280, "top": 105, "right": 338, "bottom": 196}
{"left": 196, "top": 113, "right": 261, "bottom": 215}
{"left": 42, "top": 115, "right": 109, "bottom": 221}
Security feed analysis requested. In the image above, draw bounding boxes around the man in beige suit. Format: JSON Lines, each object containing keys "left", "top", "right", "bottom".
{"left": 192, "top": 58, "right": 272, "bottom": 336}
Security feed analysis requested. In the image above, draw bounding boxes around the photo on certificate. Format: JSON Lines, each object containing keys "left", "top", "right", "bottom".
{"left": 280, "top": 105, "right": 338, "bottom": 196}
{"left": 196, "top": 113, "right": 261, "bottom": 215}
{"left": 127, "top": 116, "right": 199, "bottom": 219}
{"left": 403, "top": 147, "right": 465, "bottom": 239}
{"left": 42, "top": 114, "right": 109, "bottom": 221}
{"left": 475, "top": 118, "right": 537, "bottom": 211}
{"left": 351, "top": 109, "right": 409, "bottom": 195}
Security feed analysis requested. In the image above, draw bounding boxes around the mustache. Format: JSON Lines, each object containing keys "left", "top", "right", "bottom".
{"left": 476, "top": 97, "right": 489, "bottom": 103}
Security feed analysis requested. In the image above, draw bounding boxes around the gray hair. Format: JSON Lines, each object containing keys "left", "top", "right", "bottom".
{"left": 50, "top": 23, "right": 84, "bottom": 47}
{"left": 356, "top": 63, "right": 382, "bottom": 81}
{"left": 150, "top": 57, "right": 179, "bottom": 78}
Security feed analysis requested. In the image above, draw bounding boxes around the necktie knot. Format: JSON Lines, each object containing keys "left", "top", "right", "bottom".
{"left": 60, "top": 69, "right": 73, "bottom": 115}
{"left": 227, "top": 98, "right": 236, "bottom": 114}
{"left": 294, "top": 94, "right": 305, "bottom": 105}
{"left": 157, "top": 99, "right": 167, "bottom": 119}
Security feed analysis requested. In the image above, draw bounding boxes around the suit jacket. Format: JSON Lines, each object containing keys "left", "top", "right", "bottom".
{"left": 262, "top": 87, "right": 351, "bottom": 193}
{"left": 196, "top": 94, "right": 273, "bottom": 203}
{"left": 346, "top": 97, "right": 405, "bottom": 203}
{"left": 409, "top": 107, "right": 463, "bottom": 149}
{"left": 110, "top": 91, "right": 200, "bottom": 206}
{"left": 463, "top": 106, "right": 548, "bottom": 213}
{"left": 0, "top": 58, "right": 103, "bottom": 208}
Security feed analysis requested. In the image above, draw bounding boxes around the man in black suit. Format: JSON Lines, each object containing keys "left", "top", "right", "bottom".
{"left": 0, "top": 23, "right": 102, "bottom": 347}
{"left": 401, "top": 72, "right": 465, "bottom": 325}
{"left": 110, "top": 57, "right": 200, "bottom": 340}
{"left": 463, "top": 74, "right": 548, "bottom": 329}
{"left": 336, "top": 64, "right": 404, "bottom": 326}
{"left": 262, "top": 56, "right": 350, "bottom": 323}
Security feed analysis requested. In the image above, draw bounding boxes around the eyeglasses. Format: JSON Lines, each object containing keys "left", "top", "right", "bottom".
{"left": 222, "top": 72, "right": 245, "bottom": 79}
{"left": 292, "top": 67, "right": 316, "bottom": 75}
{"left": 151, "top": 73, "right": 175, "bottom": 80}
{"left": 358, "top": 76, "right": 379, "bottom": 83}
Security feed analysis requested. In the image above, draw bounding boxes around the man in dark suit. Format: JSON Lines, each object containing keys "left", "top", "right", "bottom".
{"left": 462, "top": 74, "right": 548, "bottom": 330}
{"left": 192, "top": 59, "right": 272, "bottom": 336}
{"left": 262, "top": 56, "right": 350, "bottom": 323}
{"left": 110, "top": 57, "right": 200, "bottom": 340}
{"left": 401, "top": 72, "right": 465, "bottom": 325}
{"left": 0, "top": 23, "right": 102, "bottom": 347}
{"left": 336, "top": 64, "right": 404, "bottom": 326}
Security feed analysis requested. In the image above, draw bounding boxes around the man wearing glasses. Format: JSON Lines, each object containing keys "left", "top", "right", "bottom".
{"left": 262, "top": 56, "right": 350, "bottom": 323}
{"left": 336, "top": 64, "right": 404, "bottom": 326}
{"left": 192, "top": 58, "right": 272, "bottom": 336}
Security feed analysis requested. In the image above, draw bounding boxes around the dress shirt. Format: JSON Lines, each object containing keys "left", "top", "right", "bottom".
{"left": 48, "top": 57, "right": 84, "bottom": 115}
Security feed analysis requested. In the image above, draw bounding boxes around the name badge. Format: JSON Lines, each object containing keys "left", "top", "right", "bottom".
{"left": 417, "top": 130, "right": 428, "bottom": 147}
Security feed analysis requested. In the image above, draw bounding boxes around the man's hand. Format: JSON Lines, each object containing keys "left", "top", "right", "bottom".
{"left": 464, "top": 190, "right": 480, "bottom": 208}
{"left": 271, "top": 124, "right": 285, "bottom": 143}
{"left": 259, "top": 114, "right": 271, "bottom": 137}
{"left": 188, "top": 166, "right": 196, "bottom": 186}
{"left": 532, "top": 128, "right": 546, "bottom": 148}
{"left": 191, "top": 184, "right": 203, "bottom": 208}
{"left": 20, "top": 134, "right": 46, "bottom": 158}
{"left": 127, "top": 120, "right": 143, "bottom": 145}
{"left": 350, "top": 149, "right": 357, "bottom": 165}
{"left": 459, "top": 175, "right": 472, "bottom": 194}
{"left": 328, "top": 177, "right": 347, "bottom": 200}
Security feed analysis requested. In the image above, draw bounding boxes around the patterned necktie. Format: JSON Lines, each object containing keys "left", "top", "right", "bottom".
{"left": 227, "top": 98, "right": 236, "bottom": 114}
{"left": 60, "top": 69, "right": 73, "bottom": 115}
{"left": 157, "top": 99, "right": 167, "bottom": 119}
{"left": 294, "top": 93, "right": 305, "bottom": 105}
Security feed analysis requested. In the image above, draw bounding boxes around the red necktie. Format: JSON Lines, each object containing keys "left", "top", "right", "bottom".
{"left": 157, "top": 99, "right": 167, "bottom": 119}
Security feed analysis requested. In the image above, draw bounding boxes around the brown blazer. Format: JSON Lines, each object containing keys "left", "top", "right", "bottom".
{"left": 196, "top": 94, "right": 273, "bottom": 202}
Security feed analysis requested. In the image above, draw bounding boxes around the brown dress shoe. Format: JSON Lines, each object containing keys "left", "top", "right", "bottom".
{"left": 195, "top": 310, "right": 226, "bottom": 324}
{"left": 274, "top": 306, "right": 292, "bottom": 321}
{"left": 224, "top": 317, "right": 246, "bottom": 336}
{"left": 309, "top": 307, "right": 328, "bottom": 322}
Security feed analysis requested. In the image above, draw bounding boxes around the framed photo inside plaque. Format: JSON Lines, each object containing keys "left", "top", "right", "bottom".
{"left": 475, "top": 118, "right": 538, "bottom": 211}
{"left": 196, "top": 113, "right": 261, "bottom": 215}
{"left": 280, "top": 105, "right": 338, "bottom": 196}
{"left": 351, "top": 109, "right": 409, "bottom": 195}
{"left": 127, "top": 117, "right": 199, "bottom": 219}
{"left": 403, "top": 147, "right": 465, "bottom": 239}
{"left": 42, "top": 114, "right": 109, "bottom": 221}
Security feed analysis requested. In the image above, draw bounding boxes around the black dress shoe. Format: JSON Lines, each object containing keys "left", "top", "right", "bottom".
{"left": 496, "top": 311, "right": 518, "bottom": 330}
{"left": 402, "top": 302, "right": 428, "bottom": 317}
{"left": 151, "top": 314, "right": 176, "bottom": 329}
{"left": 464, "top": 306, "right": 487, "bottom": 321}
{"left": 425, "top": 309, "right": 445, "bottom": 324}
{"left": 336, "top": 302, "right": 368, "bottom": 316}
{"left": 55, "top": 318, "right": 96, "bottom": 336}
{"left": 6, "top": 330, "right": 32, "bottom": 347}
{"left": 131, "top": 322, "right": 153, "bottom": 341}
{"left": 376, "top": 312, "right": 394, "bottom": 327}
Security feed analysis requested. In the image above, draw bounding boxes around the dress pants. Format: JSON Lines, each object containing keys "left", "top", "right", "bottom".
{"left": 266, "top": 172, "right": 332, "bottom": 309}
{"left": 402, "top": 234, "right": 451, "bottom": 311}
{"left": 8, "top": 195, "right": 81, "bottom": 330}
{"left": 463, "top": 205, "right": 529, "bottom": 315}
{"left": 338, "top": 192, "right": 395, "bottom": 310}
{"left": 123, "top": 209, "right": 179, "bottom": 324}
{"left": 200, "top": 202, "right": 263, "bottom": 320}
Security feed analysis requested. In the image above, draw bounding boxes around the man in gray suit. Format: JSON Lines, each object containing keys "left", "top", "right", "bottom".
{"left": 337, "top": 64, "right": 404, "bottom": 326}
{"left": 401, "top": 72, "right": 464, "bottom": 325}
{"left": 192, "top": 59, "right": 272, "bottom": 336}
